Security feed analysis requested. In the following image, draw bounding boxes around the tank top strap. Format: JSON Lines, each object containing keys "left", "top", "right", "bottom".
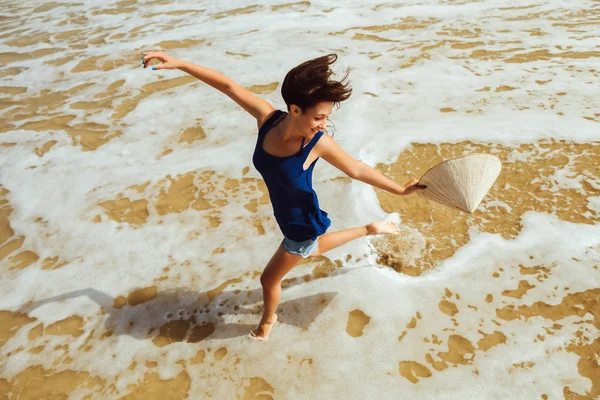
{"left": 258, "top": 110, "right": 285, "bottom": 136}
{"left": 301, "top": 130, "right": 325, "bottom": 154}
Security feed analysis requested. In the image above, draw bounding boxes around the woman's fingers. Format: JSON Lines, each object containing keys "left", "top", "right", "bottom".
{"left": 140, "top": 51, "right": 180, "bottom": 70}
{"left": 141, "top": 51, "right": 153, "bottom": 69}
{"left": 409, "top": 178, "right": 427, "bottom": 189}
{"left": 140, "top": 51, "right": 166, "bottom": 68}
{"left": 152, "top": 63, "right": 171, "bottom": 70}
{"left": 141, "top": 50, "right": 162, "bottom": 57}
{"left": 403, "top": 178, "right": 427, "bottom": 193}
{"left": 413, "top": 178, "right": 427, "bottom": 189}
{"left": 140, "top": 51, "right": 153, "bottom": 61}
{"left": 142, "top": 54, "right": 163, "bottom": 63}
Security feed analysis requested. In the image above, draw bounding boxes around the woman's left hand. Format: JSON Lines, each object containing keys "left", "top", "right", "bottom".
{"left": 400, "top": 178, "right": 426, "bottom": 195}
{"left": 140, "top": 51, "right": 181, "bottom": 70}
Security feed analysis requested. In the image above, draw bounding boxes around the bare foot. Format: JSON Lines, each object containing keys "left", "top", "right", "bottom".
{"left": 249, "top": 314, "right": 278, "bottom": 340}
{"left": 366, "top": 221, "right": 399, "bottom": 236}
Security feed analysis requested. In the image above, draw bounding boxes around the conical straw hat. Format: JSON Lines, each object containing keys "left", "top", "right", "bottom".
{"left": 417, "top": 154, "right": 502, "bottom": 214}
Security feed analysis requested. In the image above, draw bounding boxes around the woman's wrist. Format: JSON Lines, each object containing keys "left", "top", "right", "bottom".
{"left": 174, "top": 59, "right": 188, "bottom": 69}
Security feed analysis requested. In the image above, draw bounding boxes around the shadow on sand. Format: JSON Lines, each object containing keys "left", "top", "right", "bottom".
{"left": 17, "top": 267, "right": 364, "bottom": 346}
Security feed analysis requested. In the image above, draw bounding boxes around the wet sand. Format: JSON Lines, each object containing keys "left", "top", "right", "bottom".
{"left": 1, "top": 1, "right": 599, "bottom": 399}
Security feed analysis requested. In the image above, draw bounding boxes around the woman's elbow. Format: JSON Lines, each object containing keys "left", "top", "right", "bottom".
{"left": 349, "top": 162, "right": 364, "bottom": 180}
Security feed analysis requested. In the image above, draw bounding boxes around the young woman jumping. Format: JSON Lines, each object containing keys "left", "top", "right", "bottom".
{"left": 140, "top": 51, "right": 425, "bottom": 341}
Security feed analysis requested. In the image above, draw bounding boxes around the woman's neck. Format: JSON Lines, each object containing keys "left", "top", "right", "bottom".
{"left": 276, "top": 112, "right": 306, "bottom": 143}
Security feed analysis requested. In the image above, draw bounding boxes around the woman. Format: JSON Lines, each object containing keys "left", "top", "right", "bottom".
{"left": 140, "top": 51, "right": 425, "bottom": 340}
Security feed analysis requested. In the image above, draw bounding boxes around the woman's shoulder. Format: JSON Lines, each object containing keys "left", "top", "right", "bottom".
{"left": 256, "top": 108, "right": 281, "bottom": 131}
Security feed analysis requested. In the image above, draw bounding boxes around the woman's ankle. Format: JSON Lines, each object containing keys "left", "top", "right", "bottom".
{"left": 365, "top": 223, "right": 375, "bottom": 235}
{"left": 260, "top": 313, "right": 278, "bottom": 325}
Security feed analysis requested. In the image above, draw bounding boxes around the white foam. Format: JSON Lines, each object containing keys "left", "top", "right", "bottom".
{"left": 0, "top": 0, "right": 599, "bottom": 397}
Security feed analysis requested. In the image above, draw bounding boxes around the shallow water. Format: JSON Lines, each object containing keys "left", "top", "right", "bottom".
{"left": 0, "top": 0, "right": 599, "bottom": 399}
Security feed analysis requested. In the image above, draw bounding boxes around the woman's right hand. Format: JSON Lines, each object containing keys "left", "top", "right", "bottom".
{"left": 140, "top": 51, "right": 181, "bottom": 70}
{"left": 400, "top": 178, "right": 427, "bottom": 195}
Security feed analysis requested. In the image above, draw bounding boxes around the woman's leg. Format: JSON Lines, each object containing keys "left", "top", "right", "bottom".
{"left": 309, "top": 221, "right": 398, "bottom": 258}
{"left": 251, "top": 242, "right": 304, "bottom": 339}
{"left": 250, "top": 221, "right": 398, "bottom": 339}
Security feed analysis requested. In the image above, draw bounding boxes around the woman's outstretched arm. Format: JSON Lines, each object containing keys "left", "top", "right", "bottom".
{"left": 318, "top": 133, "right": 425, "bottom": 196}
{"left": 141, "top": 51, "right": 274, "bottom": 126}
{"left": 353, "top": 163, "right": 424, "bottom": 195}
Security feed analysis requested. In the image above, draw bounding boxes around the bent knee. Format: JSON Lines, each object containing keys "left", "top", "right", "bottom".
{"left": 260, "top": 273, "right": 279, "bottom": 287}
{"left": 308, "top": 240, "right": 324, "bottom": 258}
{"left": 308, "top": 248, "right": 322, "bottom": 258}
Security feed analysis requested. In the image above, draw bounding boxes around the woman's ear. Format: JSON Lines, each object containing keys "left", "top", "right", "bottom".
{"left": 290, "top": 104, "right": 301, "bottom": 117}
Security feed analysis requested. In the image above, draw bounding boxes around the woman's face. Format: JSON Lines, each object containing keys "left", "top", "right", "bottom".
{"left": 291, "top": 101, "right": 333, "bottom": 136}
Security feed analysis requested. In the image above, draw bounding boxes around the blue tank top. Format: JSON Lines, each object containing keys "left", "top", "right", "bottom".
{"left": 252, "top": 110, "right": 331, "bottom": 241}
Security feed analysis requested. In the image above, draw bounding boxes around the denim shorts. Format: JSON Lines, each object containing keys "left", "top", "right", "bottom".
{"left": 282, "top": 237, "right": 319, "bottom": 258}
